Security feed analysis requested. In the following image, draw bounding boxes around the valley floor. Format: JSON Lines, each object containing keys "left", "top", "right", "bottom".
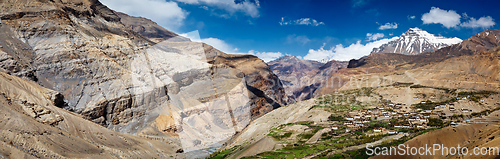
{"left": 210, "top": 81, "right": 500, "bottom": 159}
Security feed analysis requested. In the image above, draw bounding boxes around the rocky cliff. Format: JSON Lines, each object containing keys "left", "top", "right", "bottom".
{"left": 115, "top": 11, "right": 190, "bottom": 43}
{"left": 0, "top": 0, "right": 286, "bottom": 156}
{"left": 268, "top": 56, "right": 348, "bottom": 102}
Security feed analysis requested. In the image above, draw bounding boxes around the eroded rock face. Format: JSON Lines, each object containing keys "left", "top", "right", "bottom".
{"left": 0, "top": 71, "right": 185, "bottom": 158}
{"left": 115, "top": 11, "right": 190, "bottom": 43}
{"left": 0, "top": 0, "right": 287, "bottom": 153}
{"left": 268, "top": 56, "right": 348, "bottom": 102}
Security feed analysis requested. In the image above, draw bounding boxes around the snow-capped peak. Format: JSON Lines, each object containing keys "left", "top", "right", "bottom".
{"left": 372, "top": 27, "right": 462, "bottom": 55}
{"left": 319, "top": 58, "right": 331, "bottom": 63}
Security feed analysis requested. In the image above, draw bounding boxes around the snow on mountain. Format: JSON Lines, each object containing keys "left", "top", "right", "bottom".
{"left": 319, "top": 58, "right": 331, "bottom": 63}
{"left": 372, "top": 27, "right": 462, "bottom": 55}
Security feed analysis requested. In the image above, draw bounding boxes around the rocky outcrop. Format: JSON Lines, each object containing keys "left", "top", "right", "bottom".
{"left": 268, "top": 56, "right": 348, "bottom": 102}
{"left": 0, "top": 0, "right": 287, "bottom": 154}
{"left": 0, "top": 71, "right": 185, "bottom": 158}
{"left": 115, "top": 11, "right": 190, "bottom": 43}
{"left": 204, "top": 45, "right": 287, "bottom": 118}
{"left": 268, "top": 56, "right": 322, "bottom": 102}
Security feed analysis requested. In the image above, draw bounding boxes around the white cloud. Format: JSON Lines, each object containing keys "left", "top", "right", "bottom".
{"left": 248, "top": 50, "right": 283, "bottom": 62}
{"left": 407, "top": 15, "right": 416, "bottom": 20}
{"left": 175, "top": 0, "right": 260, "bottom": 18}
{"left": 100, "top": 0, "right": 188, "bottom": 32}
{"left": 421, "top": 7, "right": 461, "bottom": 28}
{"left": 280, "top": 17, "right": 325, "bottom": 26}
{"left": 351, "top": 0, "right": 370, "bottom": 7}
{"left": 199, "top": 6, "right": 209, "bottom": 10}
{"left": 201, "top": 37, "right": 238, "bottom": 53}
{"left": 286, "top": 34, "right": 311, "bottom": 45}
{"left": 303, "top": 36, "right": 399, "bottom": 61}
{"left": 421, "top": 7, "right": 496, "bottom": 29}
{"left": 180, "top": 31, "right": 238, "bottom": 54}
{"left": 378, "top": 22, "right": 398, "bottom": 30}
{"left": 460, "top": 16, "right": 495, "bottom": 29}
{"left": 180, "top": 31, "right": 282, "bottom": 62}
{"left": 366, "top": 33, "right": 385, "bottom": 41}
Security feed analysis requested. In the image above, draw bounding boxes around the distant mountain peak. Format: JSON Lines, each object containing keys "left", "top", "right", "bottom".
{"left": 319, "top": 58, "right": 331, "bottom": 63}
{"left": 372, "top": 27, "right": 462, "bottom": 55}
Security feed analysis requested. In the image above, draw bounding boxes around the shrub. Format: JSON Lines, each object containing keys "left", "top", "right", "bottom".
{"left": 427, "top": 118, "right": 444, "bottom": 127}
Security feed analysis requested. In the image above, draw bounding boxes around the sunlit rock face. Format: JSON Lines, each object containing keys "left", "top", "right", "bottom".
{"left": 0, "top": 0, "right": 287, "bottom": 154}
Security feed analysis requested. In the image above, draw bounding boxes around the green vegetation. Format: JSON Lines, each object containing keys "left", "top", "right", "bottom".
{"left": 471, "top": 107, "right": 500, "bottom": 117}
{"left": 391, "top": 82, "right": 414, "bottom": 87}
{"left": 449, "top": 114, "right": 465, "bottom": 120}
{"left": 314, "top": 87, "right": 379, "bottom": 113}
{"left": 457, "top": 90, "right": 497, "bottom": 96}
{"left": 427, "top": 118, "right": 444, "bottom": 127}
{"left": 409, "top": 84, "right": 456, "bottom": 94}
{"left": 268, "top": 127, "right": 295, "bottom": 140}
{"left": 328, "top": 114, "right": 344, "bottom": 121}
{"left": 209, "top": 146, "right": 240, "bottom": 159}
{"left": 217, "top": 84, "right": 500, "bottom": 159}
{"left": 457, "top": 90, "right": 498, "bottom": 103}
{"left": 413, "top": 98, "right": 457, "bottom": 110}
{"left": 319, "top": 128, "right": 441, "bottom": 158}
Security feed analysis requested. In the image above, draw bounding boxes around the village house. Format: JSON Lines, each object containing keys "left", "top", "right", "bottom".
{"left": 416, "top": 124, "right": 424, "bottom": 129}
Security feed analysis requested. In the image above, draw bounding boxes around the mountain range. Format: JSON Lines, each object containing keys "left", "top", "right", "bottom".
{"left": 0, "top": 0, "right": 286, "bottom": 157}
{"left": 372, "top": 27, "right": 462, "bottom": 55}
{"left": 217, "top": 29, "right": 500, "bottom": 158}
{"left": 1, "top": 0, "right": 500, "bottom": 158}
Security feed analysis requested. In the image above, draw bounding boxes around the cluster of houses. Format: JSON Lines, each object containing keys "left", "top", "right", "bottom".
{"left": 330, "top": 98, "right": 475, "bottom": 135}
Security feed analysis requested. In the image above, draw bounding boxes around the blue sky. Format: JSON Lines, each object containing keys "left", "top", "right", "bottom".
{"left": 101, "top": 0, "right": 499, "bottom": 62}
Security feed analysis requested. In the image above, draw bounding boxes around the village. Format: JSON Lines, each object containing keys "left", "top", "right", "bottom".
{"left": 313, "top": 88, "right": 500, "bottom": 138}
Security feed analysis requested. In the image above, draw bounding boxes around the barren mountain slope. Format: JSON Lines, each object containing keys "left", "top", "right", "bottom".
{"left": 115, "top": 11, "right": 190, "bottom": 43}
{"left": 0, "top": 71, "right": 184, "bottom": 158}
{"left": 268, "top": 56, "right": 349, "bottom": 102}
{"left": 302, "top": 29, "right": 500, "bottom": 100}
{"left": 0, "top": 0, "right": 287, "bottom": 155}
